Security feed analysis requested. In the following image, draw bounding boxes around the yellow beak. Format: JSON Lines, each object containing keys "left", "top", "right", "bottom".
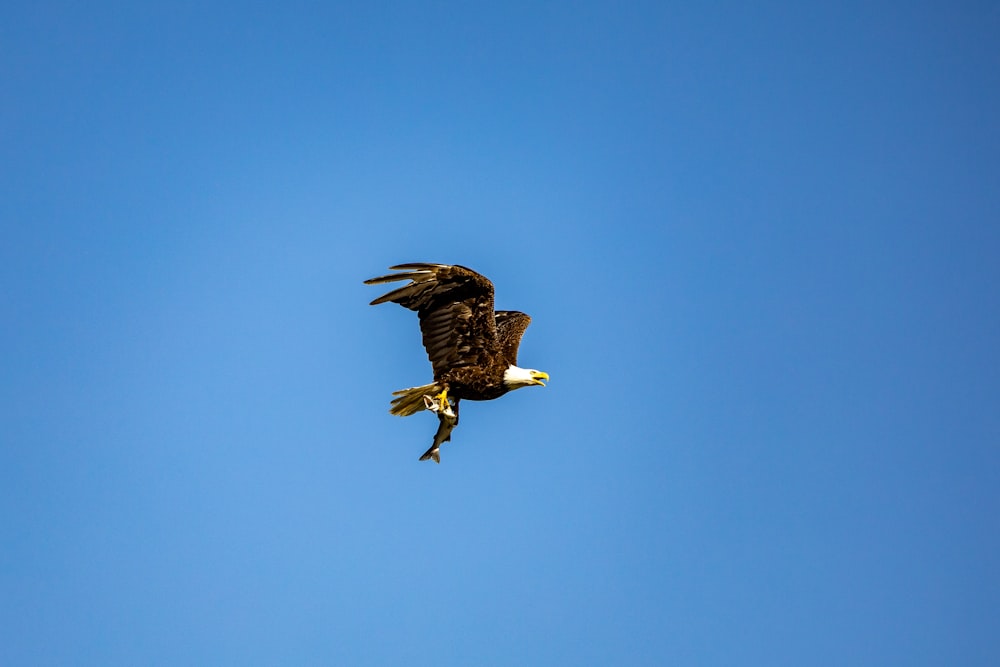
{"left": 530, "top": 371, "right": 550, "bottom": 386}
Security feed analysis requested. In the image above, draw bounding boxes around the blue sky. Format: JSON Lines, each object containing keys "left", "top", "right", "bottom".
{"left": 2, "top": 1, "right": 999, "bottom": 664}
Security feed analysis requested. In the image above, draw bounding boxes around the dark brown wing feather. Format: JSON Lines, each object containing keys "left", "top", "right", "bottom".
{"left": 494, "top": 310, "right": 531, "bottom": 365}
{"left": 365, "top": 263, "right": 500, "bottom": 379}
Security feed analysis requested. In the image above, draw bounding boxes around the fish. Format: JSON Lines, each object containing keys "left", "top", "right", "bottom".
{"left": 418, "top": 394, "right": 458, "bottom": 463}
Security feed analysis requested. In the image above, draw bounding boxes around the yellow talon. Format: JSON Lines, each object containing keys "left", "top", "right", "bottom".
{"left": 436, "top": 389, "right": 449, "bottom": 412}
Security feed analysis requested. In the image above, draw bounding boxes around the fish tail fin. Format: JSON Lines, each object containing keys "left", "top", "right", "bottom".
{"left": 389, "top": 383, "right": 441, "bottom": 416}
{"left": 419, "top": 446, "right": 441, "bottom": 463}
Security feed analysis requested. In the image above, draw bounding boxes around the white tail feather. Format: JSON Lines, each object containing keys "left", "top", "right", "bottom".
{"left": 389, "top": 383, "right": 441, "bottom": 416}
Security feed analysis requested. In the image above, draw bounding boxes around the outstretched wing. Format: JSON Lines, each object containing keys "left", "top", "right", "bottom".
{"left": 365, "top": 263, "right": 500, "bottom": 378}
{"left": 494, "top": 310, "right": 531, "bottom": 365}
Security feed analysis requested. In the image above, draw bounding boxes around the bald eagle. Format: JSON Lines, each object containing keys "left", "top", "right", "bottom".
{"left": 365, "top": 263, "right": 549, "bottom": 462}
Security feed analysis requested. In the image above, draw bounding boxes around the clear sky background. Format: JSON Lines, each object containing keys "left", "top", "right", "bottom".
{"left": 2, "top": 2, "right": 999, "bottom": 665}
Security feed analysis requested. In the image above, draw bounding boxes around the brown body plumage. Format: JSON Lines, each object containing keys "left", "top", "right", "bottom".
{"left": 365, "top": 263, "right": 548, "bottom": 462}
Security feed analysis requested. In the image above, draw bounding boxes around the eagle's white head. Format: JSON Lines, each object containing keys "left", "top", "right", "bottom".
{"left": 503, "top": 365, "right": 549, "bottom": 390}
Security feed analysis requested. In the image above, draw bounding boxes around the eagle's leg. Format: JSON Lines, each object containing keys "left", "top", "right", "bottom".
{"left": 435, "top": 387, "right": 450, "bottom": 412}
